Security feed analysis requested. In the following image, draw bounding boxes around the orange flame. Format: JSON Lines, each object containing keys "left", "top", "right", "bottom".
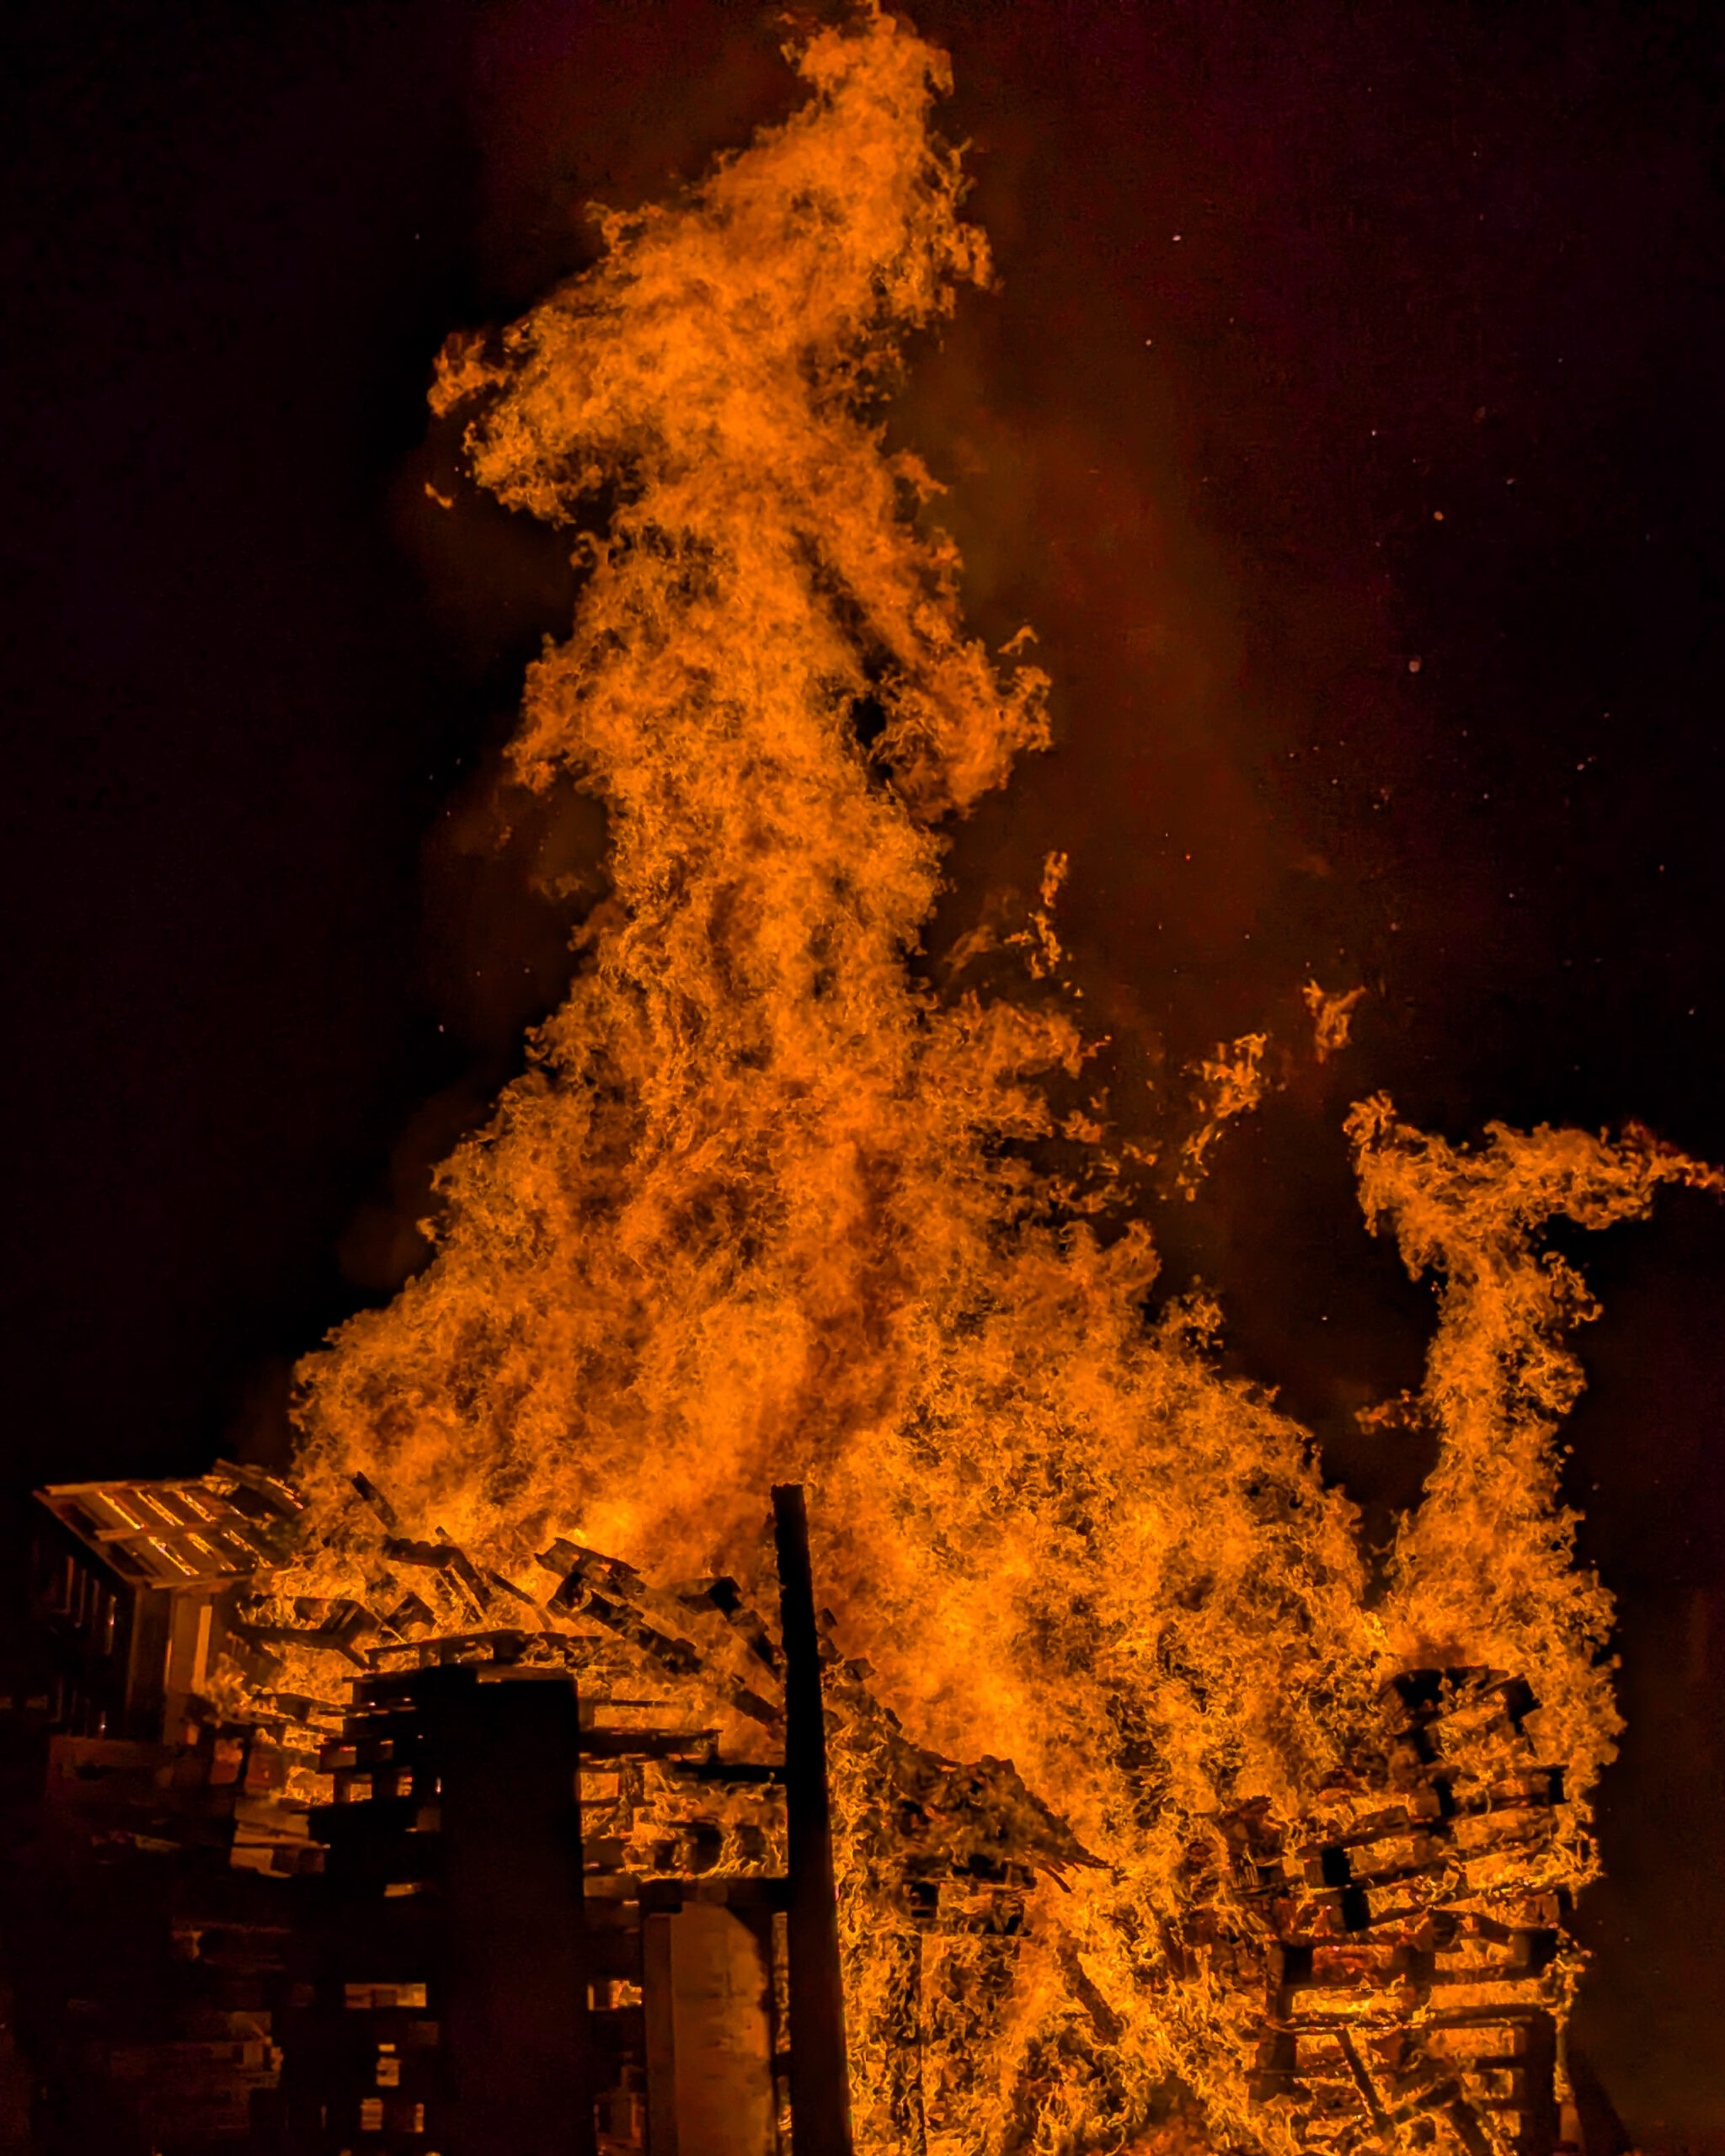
{"left": 248, "top": 11, "right": 1716, "bottom": 2145}
{"left": 1351, "top": 1101, "right": 1722, "bottom": 1796}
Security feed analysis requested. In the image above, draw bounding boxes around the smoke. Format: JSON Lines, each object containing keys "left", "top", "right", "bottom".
{"left": 270, "top": 12, "right": 1714, "bottom": 2143}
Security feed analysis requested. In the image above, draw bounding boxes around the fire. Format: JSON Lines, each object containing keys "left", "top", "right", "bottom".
{"left": 235, "top": 9, "right": 1715, "bottom": 2148}
{"left": 1348, "top": 1101, "right": 1719, "bottom": 1796}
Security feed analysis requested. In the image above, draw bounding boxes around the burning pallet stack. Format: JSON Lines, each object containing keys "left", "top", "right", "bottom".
{"left": 215, "top": 1480, "right": 853, "bottom": 2156}
{"left": 278, "top": 1657, "right": 793, "bottom": 2156}
{"left": 19, "top": 1460, "right": 1598, "bottom": 2156}
{"left": 222, "top": 1483, "right": 1069, "bottom": 2156}
{"left": 228, "top": 1490, "right": 798, "bottom": 1885}
{"left": 1187, "top": 1668, "right": 1578, "bottom": 2154}
{"left": 814, "top": 1658, "right": 1107, "bottom": 2154}
{"left": 14, "top": 1470, "right": 862, "bottom": 2153}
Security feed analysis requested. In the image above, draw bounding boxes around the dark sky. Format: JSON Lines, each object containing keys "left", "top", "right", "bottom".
{"left": 3, "top": 0, "right": 1722, "bottom": 2137}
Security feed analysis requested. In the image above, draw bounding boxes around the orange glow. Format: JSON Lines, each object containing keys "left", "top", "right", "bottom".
{"left": 230, "top": 12, "right": 1716, "bottom": 2145}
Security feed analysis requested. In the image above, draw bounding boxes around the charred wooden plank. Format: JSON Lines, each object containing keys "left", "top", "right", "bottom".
{"left": 674, "top": 1576, "right": 782, "bottom": 1677}
{"left": 230, "top": 1621, "right": 370, "bottom": 1670}
{"left": 483, "top": 1567, "right": 544, "bottom": 1611}
{"left": 350, "top": 1472, "right": 399, "bottom": 1533}
{"left": 368, "top": 1627, "right": 530, "bottom": 1668}
{"left": 378, "top": 1532, "right": 489, "bottom": 1623}
{"left": 434, "top": 1529, "right": 493, "bottom": 1619}
{"left": 579, "top": 1726, "right": 717, "bottom": 1762}
{"left": 381, "top": 1590, "right": 436, "bottom": 1639}
{"left": 549, "top": 1579, "right": 704, "bottom": 1679}
{"left": 537, "top": 1537, "right": 644, "bottom": 1598}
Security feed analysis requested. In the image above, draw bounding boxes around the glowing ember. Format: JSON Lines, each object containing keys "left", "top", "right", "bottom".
{"left": 227, "top": 11, "right": 1716, "bottom": 2148}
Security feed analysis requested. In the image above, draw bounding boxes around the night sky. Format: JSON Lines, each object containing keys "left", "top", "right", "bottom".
{"left": 3, "top": 0, "right": 1722, "bottom": 2138}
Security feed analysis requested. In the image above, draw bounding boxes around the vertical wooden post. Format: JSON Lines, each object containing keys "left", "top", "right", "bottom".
{"left": 426, "top": 1666, "right": 599, "bottom": 2156}
{"left": 771, "top": 1485, "right": 854, "bottom": 2156}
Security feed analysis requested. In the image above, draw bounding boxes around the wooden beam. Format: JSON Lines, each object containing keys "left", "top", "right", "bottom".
{"left": 771, "top": 1485, "right": 854, "bottom": 2156}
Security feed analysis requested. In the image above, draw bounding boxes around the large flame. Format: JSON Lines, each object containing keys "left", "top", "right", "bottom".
{"left": 264, "top": 12, "right": 1713, "bottom": 2147}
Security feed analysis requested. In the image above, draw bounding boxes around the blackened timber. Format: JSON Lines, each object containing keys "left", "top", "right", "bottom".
{"left": 231, "top": 1619, "right": 371, "bottom": 1668}
{"left": 581, "top": 1726, "right": 717, "bottom": 1760}
{"left": 549, "top": 1577, "right": 704, "bottom": 1678}
{"left": 772, "top": 1485, "right": 853, "bottom": 2156}
{"left": 367, "top": 1625, "right": 531, "bottom": 1668}
{"left": 351, "top": 1470, "right": 400, "bottom": 1532}
{"left": 382, "top": 1533, "right": 490, "bottom": 1624}
{"left": 674, "top": 1761, "right": 786, "bottom": 1786}
{"left": 434, "top": 1527, "right": 494, "bottom": 1616}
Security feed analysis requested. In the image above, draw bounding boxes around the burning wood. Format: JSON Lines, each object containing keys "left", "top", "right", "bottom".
{"left": 1184, "top": 1668, "right": 1581, "bottom": 2147}
{"left": 20, "top": 11, "right": 1713, "bottom": 2153}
